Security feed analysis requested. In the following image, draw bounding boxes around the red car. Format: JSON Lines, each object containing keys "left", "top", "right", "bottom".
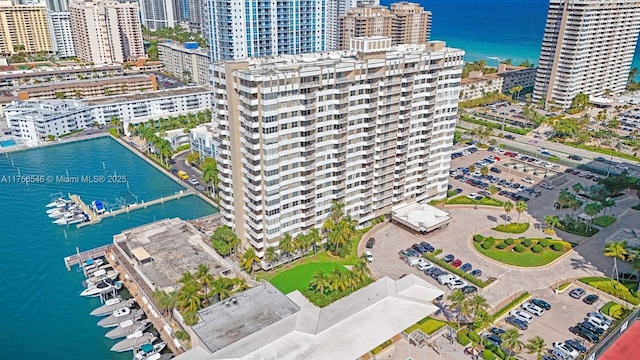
{"left": 452, "top": 259, "right": 463, "bottom": 267}
{"left": 507, "top": 152, "right": 517, "bottom": 157}
{"left": 494, "top": 156, "right": 501, "bottom": 161}
{"left": 504, "top": 151, "right": 513, "bottom": 156}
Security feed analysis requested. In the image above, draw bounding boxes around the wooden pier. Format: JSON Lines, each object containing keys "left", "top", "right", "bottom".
{"left": 63, "top": 244, "right": 114, "bottom": 272}
{"left": 73, "top": 190, "right": 194, "bottom": 229}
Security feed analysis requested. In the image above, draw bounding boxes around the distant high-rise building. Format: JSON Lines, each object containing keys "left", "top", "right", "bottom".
{"left": 186, "top": 0, "right": 202, "bottom": 31}
{"left": 139, "top": 0, "right": 177, "bottom": 30}
{"left": 203, "top": 0, "right": 325, "bottom": 62}
{"left": 69, "top": 0, "right": 145, "bottom": 64}
{"left": 47, "top": 11, "right": 75, "bottom": 57}
{"left": 46, "top": 0, "right": 67, "bottom": 11}
{"left": 0, "top": 1, "right": 53, "bottom": 54}
{"left": 326, "top": 0, "right": 379, "bottom": 50}
{"left": 534, "top": 0, "right": 640, "bottom": 108}
{"left": 211, "top": 37, "right": 463, "bottom": 253}
{"left": 339, "top": 2, "right": 431, "bottom": 49}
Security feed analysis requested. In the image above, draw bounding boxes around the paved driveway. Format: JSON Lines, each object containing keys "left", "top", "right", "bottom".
{"left": 368, "top": 207, "right": 601, "bottom": 308}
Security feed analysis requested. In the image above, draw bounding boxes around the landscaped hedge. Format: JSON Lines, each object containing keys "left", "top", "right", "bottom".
{"left": 496, "top": 242, "right": 508, "bottom": 249}
{"left": 492, "top": 223, "right": 530, "bottom": 234}
{"left": 522, "top": 238, "right": 532, "bottom": 247}
{"left": 593, "top": 216, "right": 616, "bottom": 228}
{"left": 460, "top": 114, "right": 529, "bottom": 135}
{"left": 482, "top": 350, "right": 497, "bottom": 360}
{"left": 556, "top": 220, "right": 599, "bottom": 237}
{"left": 423, "top": 253, "right": 489, "bottom": 288}
{"left": 446, "top": 195, "right": 504, "bottom": 207}
{"left": 579, "top": 277, "right": 640, "bottom": 305}
{"left": 539, "top": 239, "right": 551, "bottom": 247}
{"left": 434, "top": 248, "right": 443, "bottom": 256}
{"left": 514, "top": 244, "right": 525, "bottom": 252}
{"left": 468, "top": 330, "right": 480, "bottom": 344}
{"left": 532, "top": 245, "right": 543, "bottom": 253}
{"left": 474, "top": 234, "right": 485, "bottom": 243}
{"left": 371, "top": 339, "right": 393, "bottom": 355}
{"left": 482, "top": 240, "right": 494, "bottom": 249}
{"left": 504, "top": 238, "right": 515, "bottom": 245}
{"left": 494, "top": 292, "right": 530, "bottom": 318}
{"left": 551, "top": 243, "right": 563, "bottom": 251}
{"left": 457, "top": 329, "right": 471, "bottom": 346}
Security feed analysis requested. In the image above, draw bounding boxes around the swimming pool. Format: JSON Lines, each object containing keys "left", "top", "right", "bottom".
{"left": 0, "top": 139, "right": 16, "bottom": 147}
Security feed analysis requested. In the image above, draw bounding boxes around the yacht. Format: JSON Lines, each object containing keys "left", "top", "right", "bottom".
{"left": 91, "top": 200, "right": 106, "bottom": 214}
{"left": 53, "top": 211, "right": 87, "bottom": 225}
{"left": 80, "top": 278, "right": 121, "bottom": 297}
{"left": 133, "top": 342, "right": 169, "bottom": 360}
{"left": 105, "top": 319, "right": 151, "bottom": 339}
{"left": 46, "top": 198, "right": 73, "bottom": 208}
{"left": 84, "top": 258, "right": 105, "bottom": 272}
{"left": 98, "top": 308, "right": 144, "bottom": 328}
{"left": 110, "top": 331, "right": 156, "bottom": 352}
{"left": 83, "top": 268, "right": 119, "bottom": 288}
{"left": 90, "top": 297, "right": 133, "bottom": 316}
{"left": 46, "top": 204, "right": 77, "bottom": 215}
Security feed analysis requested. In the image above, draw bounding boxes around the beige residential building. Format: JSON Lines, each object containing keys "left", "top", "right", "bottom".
{"left": 211, "top": 37, "right": 463, "bottom": 253}
{"left": 69, "top": 0, "right": 145, "bottom": 64}
{"left": 534, "top": 0, "right": 640, "bottom": 108}
{"left": 0, "top": 1, "right": 52, "bottom": 54}
{"left": 460, "top": 64, "right": 537, "bottom": 101}
{"left": 158, "top": 41, "right": 209, "bottom": 85}
{"left": 339, "top": 2, "right": 431, "bottom": 49}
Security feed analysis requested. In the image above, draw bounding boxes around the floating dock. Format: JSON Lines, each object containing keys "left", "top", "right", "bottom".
{"left": 71, "top": 190, "right": 194, "bottom": 228}
{"left": 63, "top": 244, "right": 114, "bottom": 272}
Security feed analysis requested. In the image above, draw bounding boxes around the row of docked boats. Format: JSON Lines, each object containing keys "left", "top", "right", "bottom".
{"left": 46, "top": 197, "right": 89, "bottom": 225}
{"left": 79, "top": 257, "right": 173, "bottom": 360}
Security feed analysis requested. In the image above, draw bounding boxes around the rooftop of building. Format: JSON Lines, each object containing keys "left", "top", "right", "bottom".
{"left": 5, "top": 99, "right": 87, "bottom": 118}
{"left": 218, "top": 40, "right": 462, "bottom": 76}
{"left": 0, "top": 63, "right": 123, "bottom": 79}
{"left": 461, "top": 73, "right": 502, "bottom": 85}
{"left": 84, "top": 85, "right": 210, "bottom": 106}
{"left": 392, "top": 202, "right": 452, "bottom": 232}
{"left": 13, "top": 74, "right": 153, "bottom": 92}
{"left": 158, "top": 41, "right": 209, "bottom": 55}
{"left": 113, "top": 218, "right": 230, "bottom": 291}
{"left": 175, "top": 274, "right": 443, "bottom": 360}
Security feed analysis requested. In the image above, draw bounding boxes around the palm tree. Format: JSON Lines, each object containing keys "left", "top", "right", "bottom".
{"left": 178, "top": 271, "right": 197, "bottom": 287}
{"left": 293, "top": 233, "right": 306, "bottom": 256}
{"left": 467, "top": 294, "right": 489, "bottom": 321}
{"left": 468, "top": 164, "right": 476, "bottom": 174}
{"left": 487, "top": 184, "right": 499, "bottom": 197}
{"left": 308, "top": 227, "right": 321, "bottom": 257}
{"left": 502, "top": 328, "right": 524, "bottom": 356}
{"left": 481, "top": 166, "right": 489, "bottom": 178}
{"left": 525, "top": 336, "right": 546, "bottom": 360}
{"left": 176, "top": 282, "right": 202, "bottom": 312}
{"left": 352, "top": 255, "right": 371, "bottom": 284}
{"left": 186, "top": 152, "right": 200, "bottom": 165}
{"left": 604, "top": 240, "right": 628, "bottom": 282}
{"left": 328, "top": 267, "right": 348, "bottom": 292}
{"left": 543, "top": 215, "right": 560, "bottom": 231}
{"left": 447, "top": 290, "right": 470, "bottom": 325}
{"left": 264, "top": 246, "right": 278, "bottom": 268}
{"left": 473, "top": 310, "right": 494, "bottom": 332}
{"left": 195, "top": 264, "right": 214, "bottom": 303}
{"left": 278, "top": 233, "right": 294, "bottom": 259}
{"left": 110, "top": 116, "right": 121, "bottom": 136}
{"left": 209, "top": 277, "right": 233, "bottom": 301}
{"left": 239, "top": 247, "right": 260, "bottom": 273}
{"left": 515, "top": 200, "right": 528, "bottom": 223}
{"left": 182, "top": 311, "right": 199, "bottom": 326}
{"left": 584, "top": 202, "right": 603, "bottom": 231}
{"left": 503, "top": 200, "right": 514, "bottom": 224}
{"left": 572, "top": 182, "right": 583, "bottom": 195}
{"left": 330, "top": 202, "right": 345, "bottom": 223}
{"left": 201, "top": 158, "right": 219, "bottom": 194}
{"left": 309, "top": 271, "right": 330, "bottom": 294}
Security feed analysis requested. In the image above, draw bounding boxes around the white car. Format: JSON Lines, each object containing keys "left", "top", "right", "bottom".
{"left": 587, "top": 312, "right": 613, "bottom": 327}
{"left": 509, "top": 310, "right": 533, "bottom": 324}
{"left": 553, "top": 342, "right": 580, "bottom": 359}
{"left": 417, "top": 261, "right": 433, "bottom": 271}
{"left": 522, "top": 177, "right": 534, "bottom": 184}
{"left": 540, "top": 183, "right": 554, "bottom": 190}
{"left": 365, "top": 250, "right": 373, "bottom": 262}
{"left": 415, "top": 258, "right": 429, "bottom": 267}
{"left": 467, "top": 193, "right": 478, "bottom": 199}
{"left": 521, "top": 302, "right": 544, "bottom": 316}
{"left": 616, "top": 164, "right": 629, "bottom": 170}
{"left": 447, "top": 279, "right": 468, "bottom": 290}
{"left": 438, "top": 274, "right": 460, "bottom": 285}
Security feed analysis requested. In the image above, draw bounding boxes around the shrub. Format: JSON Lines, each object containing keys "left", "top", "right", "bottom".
{"left": 175, "top": 330, "right": 190, "bottom": 340}
{"left": 492, "top": 222, "right": 530, "bottom": 234}
{"left": 482, "top": 350, "right": 497, "bottom": 360}
{"left": 551, "top": 243, "right": 563, "bottom": 251}
{"left": 494, "top": 292, "right": 530, "bottom": 318}
{"left": 457, "top": 331, "right": 471, "bottom": 346}
{"left": 371, "top": 339, "right": 393, "bottom": 355}
{"left": 522, "top": 238, "right": 532, "bottom": 247}
{"left": 468, "top": 330, "right": 480, "bottom": 344}
{"left": 505, "top": 238, "right": 515, "bottom": 245}
{"left": 514, "top": 244, "right": 525, "bottom": 252}
{"left": 434, "top": 248, "right": 443, "bottom": 256}
{"left": 593, "top": 215, "right": 616, "bottom": 228}
{"left": 474, "top": 234, "right": 485, "bottom": 243}
{"left": 532, "top": 245, "right": 543, "bottom": 253}
{"left": 496, "top": 242, "right": 508, "bottom": 249}
{"left": 605, "top": 303, "right": 625, "bottom": 319}
{"left": 482, "top": 240, "right": 494, "bottom": 249}
{"left": 558, "top": 282, "right": 571, "bottom": 291}
{"left": 539, "top": 239, "right": 551, "bottom": 247}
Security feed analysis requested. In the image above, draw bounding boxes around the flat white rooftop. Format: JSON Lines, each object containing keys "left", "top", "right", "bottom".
{"left": 392, "top": 202, "right": 452, "bottom": 233}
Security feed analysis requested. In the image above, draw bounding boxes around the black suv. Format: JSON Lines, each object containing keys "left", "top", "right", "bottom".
{"left": 443, "top": 254, "right": 455, "bottom": 263}
{"left": 568, "top": 155, "right": 583, "bottom": 161}
{"left": 490, "top": 167, "right": 502, "bottom": 174}
{"left": 505, "top": 134, "right": 516, "bottom": 140}
{"left": 570, "top": 326, "right": 599, "bottom": 343}
{"left": 365, "top": 237, "right": 375, "bottom": 249}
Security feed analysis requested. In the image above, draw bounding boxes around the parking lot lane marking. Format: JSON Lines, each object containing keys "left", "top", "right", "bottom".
{"left": 498, "top": 269, "right": 511, "bottom": 279}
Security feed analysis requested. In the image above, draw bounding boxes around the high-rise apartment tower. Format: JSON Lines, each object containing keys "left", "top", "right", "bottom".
{"left": 0, "top": 1, "right": 52, "bottom": 54}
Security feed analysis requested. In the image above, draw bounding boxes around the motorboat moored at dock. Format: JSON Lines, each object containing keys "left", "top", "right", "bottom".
{"left": 84, "top": 268, "right": 120, "bottom": 288}
{"left": 110, "top": 331, "right": 156, "bottom": 352}
{"left": 105, "top": 319, "right": 151, "bottom": 339}
{"left": 90, "top": 297, "right": 134, "bottom": 316}
{"left": 133, "top": 342, "right": 169, "bottom": 360}
{"left": 80, "top": 278, "right": 122, "bottom": 297}
{"left": 91, "top": 200, "right": 106, "bottom": 214}
{"left": 46, "top": 198, "right": 73, "bottom": 208}
{"left": 98, "top": 308, "right": 144, "bottom": 328}
{"left": 53, "top": 212, "right": 88, "bottom": 225}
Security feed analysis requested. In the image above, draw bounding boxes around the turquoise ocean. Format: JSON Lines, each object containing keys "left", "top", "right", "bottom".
{"left": 0, "top": 137, "right": 217, "bottom": 360}
{"left": 380, "top": 0, "right": 640, "bottom": 70}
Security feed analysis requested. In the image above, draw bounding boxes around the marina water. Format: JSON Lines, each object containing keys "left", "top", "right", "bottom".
{"left": 381, "top": 0, "right": 640, "bottom": 70}
{"left": 0, "top": 137, "right": 217, "bottom": 360}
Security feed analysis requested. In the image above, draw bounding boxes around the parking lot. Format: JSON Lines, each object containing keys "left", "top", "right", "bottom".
{"left": 491, "top": 286, "right": 614, "bottom": 359}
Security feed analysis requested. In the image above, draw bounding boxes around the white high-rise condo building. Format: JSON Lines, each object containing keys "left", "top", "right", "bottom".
{"left": 211, "top": 37, "right": 463, "bottom": 254}
{"left": 534, "top": 0, "right": 640, "bottom": 108}
{"left": 47, "top": 11, "right": 75, "bottom": 58}
{"left": 203, "top": 0, "right": 326, "bottom": 61}
{"left": 69, "top": 0, "right": 145, "bottom": 64}
{"left": 138, "top": 0, "right": 177, "bottom": 30}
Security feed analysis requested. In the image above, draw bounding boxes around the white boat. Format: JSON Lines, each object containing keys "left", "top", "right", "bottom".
{"left": 53, "top": 212, "right": 87, "bottom": 225}
{"left": 133, "top": 342, "right": 168, "bottom": 360}
{"left": 80, "top": 278, "right": 121, "bottom": 297}
{"left": 90, "top": 297, "right": 133, "bottom": 316}
{"left": 91, "top": 200, "right": 106, "bottom": 214}
{"left": 46, "top": 198, "right": 73, "bottom": 208}
{"left": 98, "top": 308, "right": 143, "bottom": 328}
{"left": 84, "top": 268, "right": 119, "bottom": 288}
{"left": 105, "top": 319, "right": 151, "bottom": 339}
{"left": 110, "top": 331, "right": 156, "bottom": 352}
{"left": 46, "top": 204, "right": 77, "bottom": 214}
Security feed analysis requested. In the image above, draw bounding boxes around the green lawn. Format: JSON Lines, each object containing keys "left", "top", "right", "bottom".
{"left": 473, "top": 238, "right": 571, "bottom": 267}
{"left": 492, "top": 222, "right": 530, "bottom": 234}
{"left": 270, "top": 262, "right": 345, "bottom": 294}
{"left": 593, "top": 216, "right": 616, "bottom": 228}
{"left": 446, "top": 195, "right": 504, "bottom": 207}
{"left": 404, "top": 317, "right": 447, "bottom": 335}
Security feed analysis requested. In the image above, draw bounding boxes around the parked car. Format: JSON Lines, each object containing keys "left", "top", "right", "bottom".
{"left": 470, "top": 269, "right": 483, "bottom": 277}
{"left": 570, "top": 326, "right": 599, "bottom": 343}
{"left": 417, "top": 261, "right": 434, "bottom": 271}
{"left": 521, "top": 302, "right": 544, "bottom": 316}
{"left": 569, "top": 288, "right": 586, "bottom": 299}
{"left": 569, "top": 155, "right": 583, "bottom": 161}
{"left": 443, "top": 254, "right": 455, "bottom": 263}
{"left": 429, "top": 269, "right": 446, "bottom": 279}
{"left": 451, "top": 259, "right": 463, "bottom": 268}
{"left": 509, "top": 310, "right": 533, "bottom": 324}
{"left": 529, "top": 298, "right": 551, "bottom": 310}
{"left": 540, "top": 183, "right": 554, "bottom": 190}
{"left": 553, "top": 342, "right": 580, "bottom": 359}
{"left": 460, "top": 263, "right": 473, "bottom": 272}
{"left": 420, "top": 241, "right": 435, "bottom": 252}
{"left": 565, "top": 339, "right": 587, "bottom": 353}
{"left": 461, "top": 285, "right": 478, "bottom": 294}
{"left": 412, "top": 243, "right": 427, "bottom": 253}
{"left": 365, "top": 237, "right": 375, "bottom": 249}
{"left": 587, "top": 312, "right": 612, "bottom": 327}
{"left": 438, "top": 274, "right": 460, "bottom": 285}
{"left": 484, "top": 334, "right": 503, "bottom": 347}
{"left": 364, "top": 250, "right": 373, "bottom": 262}
{"left": 505, "top": 134, "right": 516, "bottom": 140}
{"left": 447, "top": 279, "right": 468, "bottom": 290}
{"left": 489, "top": 327, "right": 506, "bottom": 337}
{"left": 583, "top": 294, "right": 599, "bottom": 305}
{"left": 579, "top": 321, "right": 604, "bottom": 336}
{"left": 505, "top": 316, "right": 528, "bottom": 330}
{"left": 522, "top": 177, "right": 534, "bottom": 184}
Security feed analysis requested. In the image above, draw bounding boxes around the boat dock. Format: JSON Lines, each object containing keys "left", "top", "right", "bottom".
{"left": 72, "top": 190, "right": 194, "bottom": 229}
{"left": 63, "top": 244, "right": 114, "bottom": 272}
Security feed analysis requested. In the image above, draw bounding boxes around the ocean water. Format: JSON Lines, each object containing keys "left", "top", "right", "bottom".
{"left": 381, "top": 0, "right": 640, "bottom": 70}
{"left": 0, "top": 137, "right": 218, "bottom": 360}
